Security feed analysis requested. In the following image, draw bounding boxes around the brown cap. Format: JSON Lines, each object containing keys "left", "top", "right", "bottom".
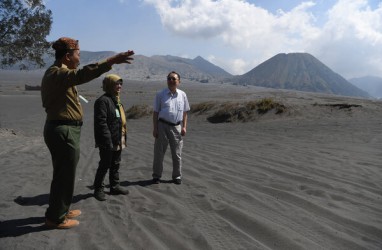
{"left": 52, "top": 37, "right": 79, "bottom": 51}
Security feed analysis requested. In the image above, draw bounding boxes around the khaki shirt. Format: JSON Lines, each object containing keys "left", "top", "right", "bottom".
{"left": 41, "top": 60, "right": 111, "bottom": 121}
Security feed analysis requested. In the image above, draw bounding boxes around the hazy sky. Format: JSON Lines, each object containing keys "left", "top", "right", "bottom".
{"left": 45, "top": 0, "right": 382, "bottom": 79}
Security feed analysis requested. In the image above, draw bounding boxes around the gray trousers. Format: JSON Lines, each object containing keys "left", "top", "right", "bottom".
{"left": 152, "top": 122, "right": 183, "bottom": 179}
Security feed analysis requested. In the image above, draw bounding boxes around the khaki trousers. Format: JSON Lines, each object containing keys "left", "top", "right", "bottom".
{"left": 152, "top": 121, "right": 183, "bottom": 179}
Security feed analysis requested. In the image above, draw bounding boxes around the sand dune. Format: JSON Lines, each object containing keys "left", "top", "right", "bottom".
{"left": 1, "top": 72, "right": 382, "bottom": 250}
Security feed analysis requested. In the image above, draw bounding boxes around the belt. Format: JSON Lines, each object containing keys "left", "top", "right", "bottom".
{"left": 158, "top": 118, "right": 181, "bottom": 126}
{"left": 46, "top": 120, "right": 83, "bottom": 126}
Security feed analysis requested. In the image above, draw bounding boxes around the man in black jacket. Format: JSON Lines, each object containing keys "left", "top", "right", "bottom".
{"left": 93, "top": 74, "right": 129, "bottom": 201}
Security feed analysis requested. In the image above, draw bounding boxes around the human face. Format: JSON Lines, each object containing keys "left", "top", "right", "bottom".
{"left": 113, "top": 80, "right": 122, "bottom": 95}
{"left": 66, "top": 49, "right": 80, "bottom": 69}
{"left": 167, "top": 73, "right": 180, "bottom": 93}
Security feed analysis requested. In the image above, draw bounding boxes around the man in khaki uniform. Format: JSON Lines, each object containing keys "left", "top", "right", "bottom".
{"left": 41, "top": 37, "right": 134, "bottom": 229}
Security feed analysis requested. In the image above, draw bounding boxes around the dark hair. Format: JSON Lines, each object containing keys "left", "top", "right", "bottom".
{"left": 52, "top": 38, "right": 79, "bottom": 60}
{"left": 167, "top": 71, "right": 180, "bottom": 80}
{"left": 54, "top": 49, "right": 75, "bottom": 60}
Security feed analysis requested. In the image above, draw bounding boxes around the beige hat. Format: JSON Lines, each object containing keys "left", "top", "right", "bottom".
{"left": 103, "top": 74, "right": 122, "bottom": 93}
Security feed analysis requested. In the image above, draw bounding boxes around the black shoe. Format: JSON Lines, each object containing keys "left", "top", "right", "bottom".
{"left": 94, "top": 189, "right": 106, "bottom": 201}
{"left": 173, "top": 179, "right": 182, "bottom": 185}
{"left": 152, "top": 178, "right": 160, "bottom": 184}
{"left": 110, "top": 186, "right": 129, "bottom": 195}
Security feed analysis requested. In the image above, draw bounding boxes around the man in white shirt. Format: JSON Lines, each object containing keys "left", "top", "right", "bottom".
{"left": 152, "top": 71, "right": 190, "bottom": 185}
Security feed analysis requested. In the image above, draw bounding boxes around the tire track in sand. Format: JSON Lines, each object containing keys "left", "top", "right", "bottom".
{"left": 174, "top": 183, "right": 261, "bottom": 250}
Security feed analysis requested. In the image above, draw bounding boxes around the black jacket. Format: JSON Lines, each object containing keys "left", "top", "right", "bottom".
{"left": 94, "top": 94, "right": 126, "bottom": 150}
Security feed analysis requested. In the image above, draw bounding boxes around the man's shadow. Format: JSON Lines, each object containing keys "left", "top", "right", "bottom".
{"left": 14, "top": 193, "right": 93, "bottom": 206}
{"left": 0, "top": 192, "right": 93, "bottom": 237}
{"left": 121, "top": 179, "right": 175, "bottom": 187}
{"left": 0, "top": 217, "right": 48, "bottom": 237}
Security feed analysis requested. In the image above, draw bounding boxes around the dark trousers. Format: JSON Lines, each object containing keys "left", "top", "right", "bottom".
{"left": 44, "top": 123, "right": 81, "bottom": 223}
{"left": 93, "top": 148, "right": 122, "bottom": 190}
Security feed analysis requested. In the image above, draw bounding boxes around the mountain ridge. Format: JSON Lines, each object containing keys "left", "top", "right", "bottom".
{"left": 0, "top": 52, "right": 371, "bottom": 98}
{"left": 231, "top": 53, "right": 369, "bottom": 98}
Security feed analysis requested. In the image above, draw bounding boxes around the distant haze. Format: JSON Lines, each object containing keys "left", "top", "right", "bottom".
{"left": 348, "top": 76, "right": 382, "bottom": 99}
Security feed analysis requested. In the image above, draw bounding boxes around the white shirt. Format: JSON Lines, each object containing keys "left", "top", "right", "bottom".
{"left": 154, "top": 88, "right": 190, "bottom": 124}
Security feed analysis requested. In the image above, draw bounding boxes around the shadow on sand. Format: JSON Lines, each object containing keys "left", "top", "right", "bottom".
{"left": 1, "top": 193, "right": 93, "bottom": 237}
{"left": 87, "top": 179, "right": 168, "bottom": 190}
{"left": 0, "top": 216, "right": 48, "bottom": 237}
{"left": 14, "top": 193, "right": 93, "bottom": 207}
{"left": 122, "top": 179, "right": 176, "bottom": 186}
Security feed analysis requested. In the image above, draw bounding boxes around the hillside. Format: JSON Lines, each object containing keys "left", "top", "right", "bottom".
{"left": 231, "top": 53, "right": 369, "bottom": 98}
{"left": 2, "top": 52, "right": 231, "bottom": 82}
{"left": 112, "top": 54, "right": 231, "bottom": 81}
{"left": 348, "top": 76, "right": 382, "bottom": 99}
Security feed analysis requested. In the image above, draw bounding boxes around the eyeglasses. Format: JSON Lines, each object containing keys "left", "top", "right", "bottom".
{"left": 167, "top": 76, "right": 178, "bottom": 81}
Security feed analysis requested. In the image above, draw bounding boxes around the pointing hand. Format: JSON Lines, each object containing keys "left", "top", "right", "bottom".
{"left": 107, "top": 50, "right": 135, "bottom": 65}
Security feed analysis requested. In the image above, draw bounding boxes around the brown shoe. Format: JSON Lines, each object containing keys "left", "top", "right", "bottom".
{"left": 45, "top": 219, "right": 79, "bottom": 229}
{"left": 66, "top": 209, "right": 81, "bottom": 219}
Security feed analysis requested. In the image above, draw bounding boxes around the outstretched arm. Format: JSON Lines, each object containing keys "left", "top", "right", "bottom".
{"left": 107, "top": 50, "right": 135, "bottom": 66}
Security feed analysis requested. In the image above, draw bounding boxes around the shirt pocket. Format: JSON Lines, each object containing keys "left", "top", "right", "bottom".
{"left": 177, "top": 100, "right": 184, "bottom": 111}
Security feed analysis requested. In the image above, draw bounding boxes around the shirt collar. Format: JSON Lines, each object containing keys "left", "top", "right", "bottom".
{"left": 166, "top": 88, "right": 178, "bottom": 96}
{"left": 54, "top": 60, "right": 69, "bottom": 69}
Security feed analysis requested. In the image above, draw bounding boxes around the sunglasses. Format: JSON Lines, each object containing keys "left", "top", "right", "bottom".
{"left": 167, "top": 76, "right": 178, "bottom": 81}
